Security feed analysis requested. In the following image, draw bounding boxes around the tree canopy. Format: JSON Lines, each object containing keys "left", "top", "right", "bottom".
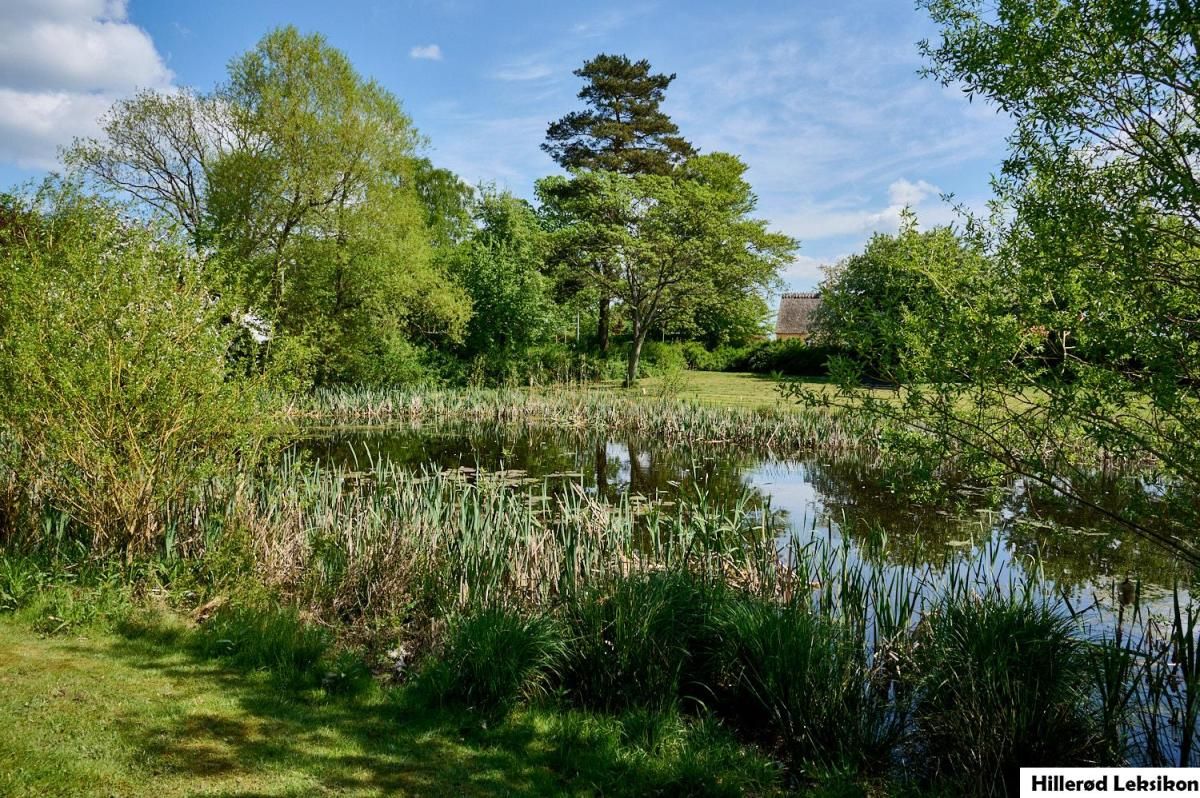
{"left": 69, "top": 26, "right": 469, "bottom": 387}
{"left": 542, "top": 53, "right": 696, "bottom": 176}
{"left": 539, "top": 153, "right": 794, "bottom": 385}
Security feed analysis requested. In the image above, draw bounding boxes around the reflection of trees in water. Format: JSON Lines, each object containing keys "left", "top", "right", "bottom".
{"left": 297, "top": 423, "right": 1190, "bottom": 593}
{"left": 999, "top": 478, "right": 1190, "bottom": 591}
{"left": 805, "top": 457, "right": 1188, "bottom": 591}
{"left": 297, "top": 422, "right": 771, "bottom": 511}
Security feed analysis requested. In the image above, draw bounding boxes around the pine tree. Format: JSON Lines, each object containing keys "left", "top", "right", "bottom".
{"left": 543, "top": 54, "right": 696, "bottom": 351}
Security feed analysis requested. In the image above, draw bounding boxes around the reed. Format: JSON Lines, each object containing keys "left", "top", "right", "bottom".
{"left": 281, "top": 385, "right": 876, "bottom": 451}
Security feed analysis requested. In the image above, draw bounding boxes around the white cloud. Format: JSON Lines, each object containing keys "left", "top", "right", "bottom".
{"left": 409, "top": 44, "right": 443, "bottom": 61}
{"left": 661, "top": 12, "right": 1009, "bottom": 279}
{"left": 772, "top": 179, "right": 959, "bottom": 244}
{"left": 0, "top": 0, "right": 173, "bottom": 168}
{"left": 780, "top": 254, "right": 835, "bottom": 287}
{"left": 887, "top": 178, "right": 940, "bottom": 207}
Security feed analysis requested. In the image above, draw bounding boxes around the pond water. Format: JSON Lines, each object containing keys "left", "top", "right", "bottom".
{"left": 297, "top": 421, "right": 1188, "bottom": 600}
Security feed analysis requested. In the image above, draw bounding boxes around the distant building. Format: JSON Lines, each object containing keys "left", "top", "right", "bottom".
{"left": 775, "top": 292, "right": 822, "bottom": 340}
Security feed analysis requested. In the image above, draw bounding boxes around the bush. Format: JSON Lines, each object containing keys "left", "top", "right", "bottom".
{"left": 733, "top": 339, "right": 843, "bottom": 376}
{"left": 681, "top": 343, "right": 749, "bottom": 372}
{"left": 0, "top": 185, "right": 257, "bottom": 556}
{"left": 195, "top": 601, "right": 330, "bottom": 688}
{"left": 636, "top": 341, "right": 688, "bottom": 374}
{"left": 914, "top": 594, "right": 1101, "bottom": 795}
{"left": 420, "top": 606, "right": 566, "bottom": 712}
{"left": 561, "top": 572, "right": 729, "bottom": 711}
{"left": 718, "top": 598, "right": 897, "bottom": 771}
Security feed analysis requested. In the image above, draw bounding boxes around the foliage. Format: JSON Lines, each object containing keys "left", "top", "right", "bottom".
{"left": 791, "top": 0, "right": 1200, "bottom": 561}
{"left": 735, "top": 340, "right": 843, "bottom": 376}
{"left": 195, "top": 600, "right": 332, "bottom": 689}
{"left": 0, "top": 615, "right": 787, "bottom": 797}
{"left": 561, "top": 572, "right": 730, "bottom": 712}
{"left": 539, "top": 154, "right": 794, "bottom": 385}
{"left": 542, "top": 53, "right": 696, "bottom": 176}
{"left": 421, "top": 607, "right": 566, "bottom": 713}
{"left": 815, "top": 213, "right": 989, "bottom": 379}
{"left": 719, "top": 597, "right": 900, "bottom": 771}
{"left": 0, "top": 185, "right": 255, "bottom": 556}
{"left": 448, "top": 189, "right": 557, "bottom": 360}
{"left": 914, "top": 593, "right": 1102, "bottom": 794}
{"left": 68, "top": 27, "right": 470, "bottom": 388}
{"left": 542, "top": 52, "right": 698, "bottom": 354}
{"left": 410, "top": 157, "right": 474, "bottom": 251}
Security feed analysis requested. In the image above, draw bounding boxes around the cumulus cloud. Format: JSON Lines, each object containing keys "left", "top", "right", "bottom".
{"left": 409, "top": 44, "right": 443, "bottom": 61}
{"left": 0, "top": 0, "right": 173, "bottom": 168}
{"left": 887, "top": 178, "right": 940, "bottom": 207}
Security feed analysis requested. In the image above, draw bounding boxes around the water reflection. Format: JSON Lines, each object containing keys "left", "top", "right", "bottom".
{"left": 296, "top": 421, "right": 1192, "bottom": 595}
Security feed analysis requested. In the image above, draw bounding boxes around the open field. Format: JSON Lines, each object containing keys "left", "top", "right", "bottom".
{"left": 592, "top": 371, "right": 828, "bottom": 409}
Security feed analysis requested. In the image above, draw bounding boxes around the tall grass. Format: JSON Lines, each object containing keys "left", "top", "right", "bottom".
{"left": 915, "top": 593, "right": 1101, "bottom": 795}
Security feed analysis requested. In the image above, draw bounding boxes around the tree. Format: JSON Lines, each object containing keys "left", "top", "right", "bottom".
{"left": 68, "top": 26, "right": 470, "bottom": 387}
{"left": 802, "top": 0, "right": 1200, "bottom": 562}
{"left": 542, "top": 54, "right": 696, "bottom": 176}
{"left": 448, "top": 189, "right": 555, "bottom": 359}
{"left": 543, "top": 54, "right": 696, "bottom": 352}
{"left": 539, "top": 154, "right": 794, "bottom": 386}
{"left": 410, "top": 158, "right": 474, "bottom": 252}
{"left": 816, "top": 213, "right": 989, "bottom": 380}
{"left": 0, "top": 183, "right": 255, "bottom": 556}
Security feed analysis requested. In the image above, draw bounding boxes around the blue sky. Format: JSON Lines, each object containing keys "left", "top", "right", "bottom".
{"left": 0, "top": 0, "right": 1012, "bottom": 291}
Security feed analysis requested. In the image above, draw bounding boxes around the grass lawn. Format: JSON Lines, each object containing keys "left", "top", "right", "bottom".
{"left": 593, "top": 370, "right": 834, "bottom": 410}
{"left": 0, "top": 616, "right": 786, "bottom": 797}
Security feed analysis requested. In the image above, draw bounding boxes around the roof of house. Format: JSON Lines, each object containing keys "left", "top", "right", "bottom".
{"left": 775, "top": 292, "right": 822, "bottom": 336}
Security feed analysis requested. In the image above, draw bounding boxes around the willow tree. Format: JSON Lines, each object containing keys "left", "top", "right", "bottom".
{"left": 68, "top": 27, "right": 468, "bottom": 386}
{"left": 539, "top": 153, "right": 794, "bottom": 386}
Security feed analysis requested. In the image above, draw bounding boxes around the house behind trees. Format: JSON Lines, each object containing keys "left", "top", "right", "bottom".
{"left": 774, "top": 292, "right": 821, "bottom": 340}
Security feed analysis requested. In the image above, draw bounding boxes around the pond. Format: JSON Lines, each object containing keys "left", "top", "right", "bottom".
{"left": 297, "top": 420, "right": 1188, "bottom": 601}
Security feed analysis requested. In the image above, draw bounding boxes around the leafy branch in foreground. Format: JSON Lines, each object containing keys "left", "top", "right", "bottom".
{"left": 795, "top": 0, "right": 1200, "bottom": 563}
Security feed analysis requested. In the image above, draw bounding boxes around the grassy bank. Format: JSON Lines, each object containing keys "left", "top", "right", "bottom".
{"left": 0, "top": 615, "right": 783, "bottom": 797}
{"left": 594, "top": 371, "right": 834, "bottom": 409}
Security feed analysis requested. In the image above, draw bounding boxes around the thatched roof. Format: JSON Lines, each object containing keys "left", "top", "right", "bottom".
{"left": 775, "top": 292, "right": 821, "bottom": 336}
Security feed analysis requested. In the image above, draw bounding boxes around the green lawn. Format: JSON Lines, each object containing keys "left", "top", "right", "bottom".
{"left": 0, "top": 616, "right": 786, "bottom": 797}
{"left": 594, "top": 370, "right": 831, "bottom": 409}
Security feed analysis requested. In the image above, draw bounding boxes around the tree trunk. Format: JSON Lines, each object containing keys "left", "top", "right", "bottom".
{"left": 598, "top": 296, "right": 611, "bottom": 353}
{"left": 624, "top": 326, "right": 646, "bottom": 387}
{"left": 593, "top": 440, "right": 608, "bottom": 497}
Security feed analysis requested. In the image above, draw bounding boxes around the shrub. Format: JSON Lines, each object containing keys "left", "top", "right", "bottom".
{"left": 420, "top": 606, "right": 566, "bottom": 712}
{"left": 733, "top": 339, "right": 843, "bottom": 376}
{"left": 914, "top": 594, "right": 1101, "bottom": 795}
{"left": 561, "top": 572, "right": 729, "bottom": 711}
{"left": 0, "top": 184, "right": 258, "bottom": 556}
{"left": 718, "top": 598, "right": 897, "bottom": 771}
{"left": 681, "top": 343, "right": 749, "bottom": 372}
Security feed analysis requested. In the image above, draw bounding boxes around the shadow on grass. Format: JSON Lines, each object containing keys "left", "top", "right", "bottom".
{"left": 63, "top": 620, "right": 766, "bottom": 798}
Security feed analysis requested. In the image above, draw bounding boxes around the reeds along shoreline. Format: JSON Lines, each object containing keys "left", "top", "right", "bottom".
{"left": 279, "top": 386, "right": 876, "bottom": 450}
{"left": 4, "top": 452, "right": 1200, "bottom": 792}
{"left": 222, "top": 457, "right": 1198, "bottom": 777}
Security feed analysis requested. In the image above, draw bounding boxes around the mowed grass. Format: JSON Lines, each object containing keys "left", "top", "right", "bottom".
{"left": 593, "top": 370, "right": 835, "bottom": 409}
{"left": 0, "top": 617, "right": 785, "bottom": 797}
